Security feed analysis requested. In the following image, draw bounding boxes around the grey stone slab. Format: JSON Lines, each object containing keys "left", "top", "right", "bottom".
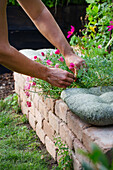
{"left": 61, "top": 87, "right": 113, "bottom": 126}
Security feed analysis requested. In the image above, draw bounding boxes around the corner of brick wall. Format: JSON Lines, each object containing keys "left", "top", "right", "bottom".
{"left": 14, "top": 72, "right": 113, "bottom": 170}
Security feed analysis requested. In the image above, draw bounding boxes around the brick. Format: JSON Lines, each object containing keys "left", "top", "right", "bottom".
{"left": 14, "top": 72, "right": 21, "bottom": 82}
{"left": 43, "top": 120, "right": 55, "bottom": 141}
{"left": 35, "top": 108, "right": 44, "bottom": 128}
{"left": 29, "top": 112, "right": 36, "bottom": 131}
{"left": 20, "top": 89, "right": 27, "bottom": 103}
{"left": 20, "top": 101, "right": 29, "bottom": 116}
{"left": 29, "top": 102, "right": 35, "bottom": 116}
{"left": 55, "top": 100, "right": 69, "bottom": 122}
{"left": 73, "top": 138, "right": 90, "bottom": 165}
{"left": 33, "top": 93, "right": 40, "bottom": 110}
{"left": 49, "top": 111, "right": 61, "bottom": 134}
{"left": 67, "top": 111, "right": 90, "bottom": 141}
{"left": 14, "top": 82, "right": 20, "bottom": 95}
{"left": 60, "top": 122, "right": 75, "bottom": 149}
{"left": 72, "top": 151, "right": 82, "bottom": 170}
{"left": 45, "top": 136, "right": 57, "bottom": 160}
{"left": 44, "top": 97, "right": 56, "bottom": 112}
{"left": 39, "top": 100, "right": 49, "bottom": 121}
{"left": 35, "top": 88, "right": 44, "bottom": 102}
{"left": 36, "top": 123, "right": 46, "bottom": 144}
{"left": 83, "top": 126, "right": 113, "bottom": 155}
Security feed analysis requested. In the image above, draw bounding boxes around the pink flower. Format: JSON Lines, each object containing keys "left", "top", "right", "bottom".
{"left": 55, "top": 63, "right": 60, "bottom": 68}
{"left": 69, "top": 63, "right": 75, "bottom": 70}
{"left": 25, "top": 91, "right": 30, "bottom": 97}
{"left": 46, "top": 60, "right": 52, "bottom": 65}
{"left": 107, "top": 21, "right": 113, "bottom": 31}
{"left": 98, "top": 45, "right": 102, "bottom": 49}
{"left": 31, "top": 82, "right": 36, "bottom": 86}
{"left": 67, "top": 25, "right": 75, "bottom": 38}
{"left": 24, "top": 83, "right": 31, "bottom": 90}
{"left": 58, "top": 56, "right": 64, "bottom": 62}
{"left": 41, "top": 52, "right": 45, "bottom": 56}
{"left": 27, "top": 101, "right": 31, "bottom": 107}
{"left": 34, "top": 56, "right": 37, "bottom": 60}
{"left": 55, "top": 49, "right": 60, "bottom": 54}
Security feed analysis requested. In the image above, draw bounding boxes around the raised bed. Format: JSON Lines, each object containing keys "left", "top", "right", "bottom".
{"left": 14, "top": 49, "right": 113, "bottom": 170}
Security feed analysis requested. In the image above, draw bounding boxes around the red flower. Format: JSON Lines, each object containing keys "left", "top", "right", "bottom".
{"left": 27, "top": 101, "right": 31, "bottom": 107}
{"left": 34, "top": 56, "right": 37, "bottom": 60}
{"left": 41, "top": 52, "right": 45, "bottom": 56}
{"left": 55, "top": 49, "right": 60, "bottom": 54}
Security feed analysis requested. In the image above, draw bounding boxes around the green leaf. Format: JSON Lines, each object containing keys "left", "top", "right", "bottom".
{"left": 85, "top": 0, "right": 95, "bottom": 3}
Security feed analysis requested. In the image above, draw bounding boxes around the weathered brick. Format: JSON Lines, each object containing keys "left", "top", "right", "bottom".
{"left": 73, "top": 138, "right": 90, "bottom": 165}
{"left": 29, "top": 101, "right": 35, "bottom": 116}
{"left": 60, "top": 122, "right": 75, "bottom": 149}
{"left": 55, "top": 100, "right": 69, "bottom": 122}
{"left": 33, "top": 93, "right": 40, "bottom": 110}
{"left": 29, "top": 112, "right": 36, "bottom": 131}
{"left": 36, "top": 123, "right": 46, "bottom": 144}
{"left": 67, "top": 111, "right": 90, "bottom": 141}
{"left": 14, "top": 82, "right": 20, "bottom": 95}
{"left": 45, "top": 136, "right": 57, "bottom": 160}
{"left": 20, "top": 89, "right": 27, "bottom": 103}
{"left": 43, "top": 120, "right": 55, "bottom": 141}
{"left": 39, "top": 100, "right": 49, "bottom": 121}
{"left": 72, "top": 151, "right": 82, "bottom": 170}
{"left": 83, "top": 126, "right": 113, "bottom": 155}
{"left": 44, "top": 97, "right": 56, "bottom": 112}
{"left": 20, "top": 101, "right": 29, "bottom": 116}
{"left": 35, "top": 108, "right": 44, "bottom": 128}
{"left": 49, "top": 111, "right": 61, "bottom": 134}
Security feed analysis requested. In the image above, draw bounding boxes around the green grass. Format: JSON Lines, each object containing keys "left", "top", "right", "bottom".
{"left": 0, "top": 94, "right": 57, "bottom": 170}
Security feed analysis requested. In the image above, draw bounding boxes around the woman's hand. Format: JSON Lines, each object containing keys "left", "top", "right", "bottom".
{"left": 46, "top": 67, "right": 75, "bottom": 88}
{"left": 65, "top": 53, "right": 86, "bottom": 77}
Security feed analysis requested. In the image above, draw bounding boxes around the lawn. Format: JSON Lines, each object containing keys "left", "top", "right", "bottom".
{"left": 0, "top": 94, "right": 57, "bottom": 170}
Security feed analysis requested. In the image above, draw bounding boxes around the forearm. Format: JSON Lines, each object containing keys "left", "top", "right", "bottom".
{"left": 33, "top": 7, "right": 73, "bottom": 57}
{"left": 17, "top": 0, "right": 73, "bottom": 57}
{"left": 0, "top": 45, "right": 48, "bottom": 81}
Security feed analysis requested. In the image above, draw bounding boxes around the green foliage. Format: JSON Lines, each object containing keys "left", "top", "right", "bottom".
{"left": 54, "top": 136, "right": 73, "bottom": 170}
{"left": 0, "top": 94, "right": 56, "bottom": 170}
{"left": 78, "top": 143, "right": 113, "bottom": 170}
{"left": 29, "top": 47, "right": 113, "bottom": 99}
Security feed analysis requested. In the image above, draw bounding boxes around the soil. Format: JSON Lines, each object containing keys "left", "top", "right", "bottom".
{"left": 0, "top": 72, "right": 15, "bottom": 100}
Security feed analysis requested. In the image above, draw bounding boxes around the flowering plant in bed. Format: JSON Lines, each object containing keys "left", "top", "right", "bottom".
{"left": 24, "top": 45, "right": 113, "bottom": 107}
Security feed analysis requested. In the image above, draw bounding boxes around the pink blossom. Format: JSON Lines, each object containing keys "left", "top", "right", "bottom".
{"left": 67, "top": 25, "right": 75, "bottom": 38}
{"left": 46, "top": 59, "right": 52, "bottom": 65}
{"left": 107, "top": 21, "right": 113, "bottom": 31}
{"left": 98, "top": 45, "right": 102, "bottom": 49}
{"left": 69, "top": 63, "right": 75, "bottom": 70}
{"left": 24, "top": 83, "right": 31, "bottom": 90}
{"left": 31, "top": 82, "right": 36, "bottom": 86}
{"left": 34, "top": 56, "right": 37, "bottom": 60}
{"left": 55, "top": 63, "right": 60, "bottom": 68}
{"left": 25, "top": 91, "right": 30, "bottom": 97}
{"left": 58, "top": 56, "right": 64, "bottom": 62}
{"left": 27, "top": 101, "right": 31, "bottom": 107}
{"left": 55, "top": 49, "right": 60, "bottom": 54}
{"left": 41, "top": 52, "right": 45, "bottom": 56}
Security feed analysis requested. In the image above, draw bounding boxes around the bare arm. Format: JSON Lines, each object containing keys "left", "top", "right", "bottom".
{"left": 0, "top": 0, "right": 74, "bottom": 88}
{"left": 17, "top": 0, "right": 85, "bottom": 71}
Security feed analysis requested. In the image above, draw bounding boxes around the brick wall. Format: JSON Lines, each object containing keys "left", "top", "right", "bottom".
{"left": 14, "top": 72, "right": 113, "bottom": 170}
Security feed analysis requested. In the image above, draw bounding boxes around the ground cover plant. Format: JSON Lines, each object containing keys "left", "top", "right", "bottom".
{"left": 0, "top": 94, "right": 57, "bottom": 170}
